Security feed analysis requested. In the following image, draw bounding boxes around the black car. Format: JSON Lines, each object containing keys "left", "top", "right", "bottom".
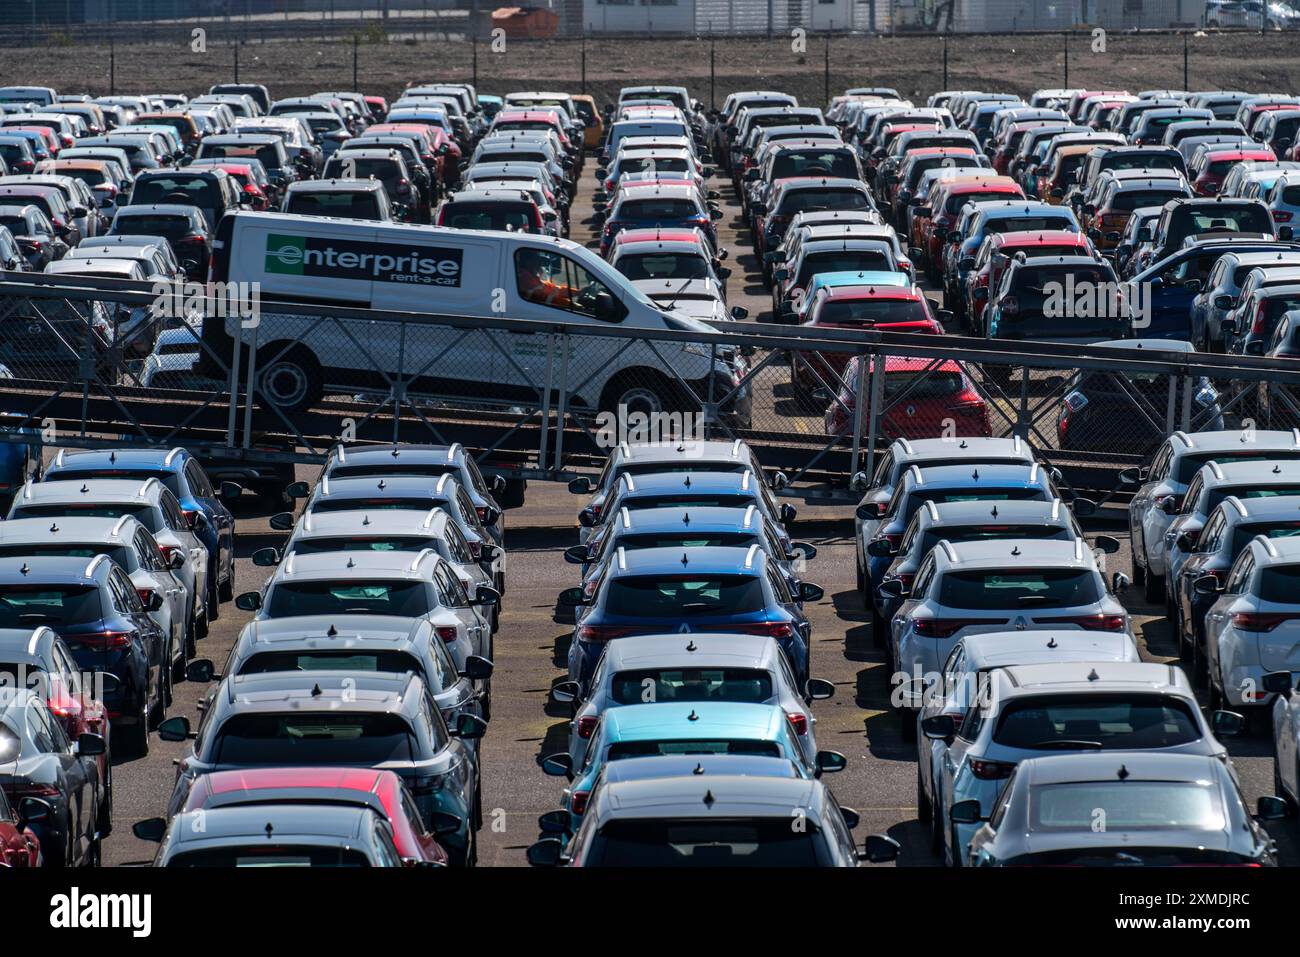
{"left": 107, "top": 203, "right": 212, "bottom": 277}
{"left": 0, "top": 204, "right": 65, "bottom": 269}
{"left": 126, "top": 168, "right": 245, "bottom": 235}
{"left": 0, "top": 556, "right": 166, "bottom": 757}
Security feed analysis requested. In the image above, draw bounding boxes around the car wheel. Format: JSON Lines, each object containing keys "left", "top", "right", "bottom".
{"left": 185, "top": 615, "right": 198, "bottom": 659}
{"left": 1132, "top": 558, "right": 1146, "bottom": 587}
{"left": 855, "top": 554, "right": 865, "bottom": 595}
{"left": 1191, "top": 624, "right": 1208, "bottom": 687}
{"left": 256, "top": 346, "right": 323, "bottom": 412}
{"left": 195, "top": 608, "right": 208, "bottom": 641}
{"left": 599, "top": 370, "right": 680, "bottom": 421}
{"left": 170, "top": 631, "right": 187, "bottom": 690}
{"left": 207, "top": 578, "right": 221, "bottom": 623}
{"left": 123, "top": 702, "right": 149, "bottom": 758}
{"left": 153, "top": 664, "right": 169, "bottom": 727}
{"left": 219, "top": 575, "right": 234, "bottom": 604}
{"left": 1142, "top": 568, "right": 1163, "bottom": 604}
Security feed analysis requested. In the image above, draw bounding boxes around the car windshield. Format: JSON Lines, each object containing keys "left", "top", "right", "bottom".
{"left": 617, "top": 253, "right": 709, "bottom": 281}
{"left": 992, "top": 694, "right": 1201, "bottom": 749}
{"left": 604, "top": 574, "right": 766, "bottom": 616}
{"left": 210, "top": 712, "right": 416, "bottom": 765}
{"left": 820, "top": 299, "right": 928, "bottom": 325}
{"left": 286, "top": 192, "right": 380, "bottom": 220}
{"left": 938, "top": 568, "right": 1101, "bottom": 608}
{"left": 0, "top": 585, "right": 102, "bottom": 627}
{"left": 587, "top": 818, "right": 820, "bottom": 866}
{"left": 9, "top": 503, "right": 161, "bottom": 534}
{"left": 291, "top": 536, "right": 440, "bottom": 555}
{"left": 167, "top": 845, "right": 373, "bottom": 867}
{"left": 265, "top": 581, "right": 430, "bottom": 618}
{"left": 1259, "top": 564, "right": 1300, "bottom": 603}
{"left": 609, "top": 668, "right": 775, "bottom": 705}
{"left": 1031, "top": 781, "right": 1224, "bottom": 830}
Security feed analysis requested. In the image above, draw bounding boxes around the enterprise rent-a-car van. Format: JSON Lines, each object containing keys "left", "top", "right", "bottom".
{"left": 205, "top": 211, "right": 750, "bottom": 424}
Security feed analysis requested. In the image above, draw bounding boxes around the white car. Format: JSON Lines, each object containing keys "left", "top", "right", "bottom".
{"left": 1200, "top": 534, "right": 1300, "bottom": 713}
{"left": 886, "top": 538, "right": 1131, "bottom": 717}
{"left": 1124, "top": 428, "right": 1300, "bottom": 601}
{"left": 921, "top": 661, "right": 1241, "bottom": 866}
{"left": 550, "top": 632, "right": 833, "bottom": 770}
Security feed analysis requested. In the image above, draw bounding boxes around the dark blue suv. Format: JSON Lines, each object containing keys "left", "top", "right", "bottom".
{"left": 44, "top": 448, "right": 239, "bottom": 620}
{"left": 0, "top": 555, "right": 165, "bottom": 756}
{"left": 558, "top": 545, "right": 821, "bottom": 692}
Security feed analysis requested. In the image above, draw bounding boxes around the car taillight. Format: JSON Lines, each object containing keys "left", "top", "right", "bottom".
{"left": 435, "top": 626, "right": 458, "bottom": 644}
{"left": 182, "top": 509, "right": 200, "bottom": 527}
{"left": 180, "top": 235, "right": 206, "bottom": 246}
{"left": 467, "top": 540, "right": 482, "bottom": 561}
{"left": 16, "top": 159, "right": 33, "bottom": 172}
{"left": 576, "top": 715, "right": 598, "bottom": 739}
{"left": 786, "top": 711, "right": 808, "bottom": 735}
{"left": 136, "top": 587, "right": 156, "bottom": 607}
{"left": 589, "top": 504, "right": 603, "bottom": 522}
{"left": 571, "top": 790, "right": 590, "bottom": 816}
{"left": 7, "top": 782, "right": 60, "bottom": 800}
{"left": 575, "top": 624, "right": 636, "bottom": 642}
{"left": 1274, "top": 211, "right": 1294, "bottom": 223}
{"left": 79, "top": 631, "right": 133, "bottom": 650}
{"left": 1252, "top": 300, "right": 1269, "bottom": 336}
{"left": 914, "top": 618, "right": 1005, "bottom": 638}
{"left": 1037, "top": 614, "right": 1127, "bottom": 631}
{"left": 969, "top": 758, "right": 1015, "bottom": 780}
{"left": 1231, "top": 612, "right": 1297, "bottom": 632}
{"left": 951, "top": 391, "right": 987, "bottom": 410}
{"left": 733, "top": 621, "right": 795, "bottom": 639}
{"left": 475, "top": 506, "right": 490, "bottom": 523}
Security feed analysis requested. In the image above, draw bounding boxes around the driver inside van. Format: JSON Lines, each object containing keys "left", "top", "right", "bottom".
{"left": 517, "top": 248, "right": 576, "bottom": 309}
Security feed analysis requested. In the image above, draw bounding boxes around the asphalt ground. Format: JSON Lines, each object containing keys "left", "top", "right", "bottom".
{"left": 99, "top": 146, "right": 1299, "bottom": 867}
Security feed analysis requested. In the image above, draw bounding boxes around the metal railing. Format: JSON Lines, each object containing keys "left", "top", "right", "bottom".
{"left": 2, "top": 270, "right": 1299, "bottom": 501}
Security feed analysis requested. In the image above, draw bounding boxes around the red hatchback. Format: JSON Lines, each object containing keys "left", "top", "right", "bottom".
{"left": 167, "top": 767, "right": 450, "bottom": 867}
{"left": 792, "top": 283, "right": 943, "bottom": 397}
{"left": 825, "top": 355, "right": 991, "bottom": 441}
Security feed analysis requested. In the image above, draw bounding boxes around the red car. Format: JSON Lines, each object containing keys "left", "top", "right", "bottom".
{"left": 0, "top": 787, "right": 42, "bottom": 867}
{"left": 165, "top": 767, "right": 450, "bottom": 867}
{"left": 920, "top": 176, "right": 1024, "bottom": 279}
{"left": 1190, "top": 148, "right": 1276, "bottom": 196}
{"left": 792, "top": 283, "right": 943, "bottom": 397}
{"left": 369, "top": 123, "right": 460, "bottom": 188}
{"left": 963, "top": 229, "right": 1093, "bottom": 333}
{"left": 825, "top": 355, "right": 992, "bottom": 441}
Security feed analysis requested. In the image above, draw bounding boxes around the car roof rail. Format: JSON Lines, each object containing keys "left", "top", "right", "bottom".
{"left": 83, "top": 553, "right": 110, "bottom": 579}
{"left": 163, "top": 447, "right": 185, "bottom": 467}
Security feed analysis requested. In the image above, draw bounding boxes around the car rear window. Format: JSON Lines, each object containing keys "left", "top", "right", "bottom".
{"left": 883, "top": 369, "right": 967, "bottom": 399}
{"left": 1259, "top": 564, "right": 1300, "bottom": 603}
{"left": 617, "top": 253, "right": 709, "bottom": 281}
{"left": 608, "top": 738, "right": 781, "bottom": 760}
{"left": 312, "top": 497, "right": 436, "bottom": 514}
{"left": 609, "top": 668, "right": 774, "bottom": 705}
{"left": 624, "top": 494, "right": 755, "bottom": 512}
{"left": 945, "top": 190, "right": 1012, "bottom": 214}
{"left": 211, "top": 711, "right": 416, "bottom": 765}
{"left": 1206, "top": 483, "right": 1300, "bottom": 516}
{"left": 110, "top": 214, "right": 192, "bottom": 239}
{"left": 772, "top": 151, "right": 857, "bottom": 179}
{"left": 442, "top": 202, "right": 535, "bottom": 231}
{"left": 938, "top": 568, "right": 1101, "bottom": 609}
{"left": 820, "top": 299, "right": 928, "bottom": 325}
{"left": 291, "top": 536, "right": 440, "bottom": 555}
{"left": 1230, "top": 522, "right": 1300, "bottom": 557}
{"left": 131, "top": 176, "right": 219, "bottom": 211}
{"left": 0, "top": 543, "right": 132, "bottom": 567}
{"left": 1111, "top": 189, "right": 1184, "bottom": 212}
{"left": 265, "top": 581, "right": 431, "bottom": 618}
{"left": 1176, "top": 449, "right": 1300, "bottom": 484}
{"left": 1030, "top": 781, "right": 1224, "bottom": 831}
{"left": 614, "top": 532, "right": 757, "bottom": 553}
{"left": 801, "top": 251, "right": 891, "bottom": 276}
{"left": 985, "top": 216, "right": 1075, "bottom": 234}
{"left": 167, "top": 845, "right": 373, "bottom": 867}
{"left": 619, "top": 198, "right": 699, "bottom": 220}
{"left": 917, "top": 523, "right": 1069, "bottom": 556}
{"left": 323, "top": 157, "right": 401, "bottom": 189}
{"left": 992, "top": 694, "right": 1200, "bottom": 749}
{"left": 238, "top": 650, "right": 425, "bottom": 679}
{"left": 204, "top": 143, "right": 281, "bottom": 168}
{"left": 9, "top": 503, "right": 160, "bottom": 534}
{"left": 587, "top": 818, "right": 819, "bottom": 866}
{"left": 605, "top": 574, "right": 766, "bottom": 616}
{"left": 905, "top": 488, "right": 1046, "bottom": 514}
{"left": 286, "top": 192, "right": 380, "bottom": 220}
{"left": 778, "top": 189, "right": 871, "bottom": 214}
{"left": 48, "top": 467, "right": 181, "bottom": 496}
{"left": 0, "top": 585, "right": 103, "bottom": 627}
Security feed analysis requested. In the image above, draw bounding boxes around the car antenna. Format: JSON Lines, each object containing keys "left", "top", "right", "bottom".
{"left": 361, "top": 515, "right": 370, "bottom": 526}
{"left": 682, "top": 511, "right": 690, "bottom": 525}
{"left": 687, "top": 709, "right": 699, "bottom": 721}
{"left": 1117, "top": 764, "right": 1129, "bottom": 781}
{"left": 311, "top": 683, "right": 323, "bottom": 697}
{"left": 80, "top": 484, "right": 89, "bottom": 494}
{"left": 1011, "top": 545, "right": 1021, "bottom": 556}
{"left": 972, "top": 468, "right": 980, "bottom": 480}
{"left": 346, "top": 557, "right": 355, "bottom": 568}
{"left": 990, "top": 506, "right": 998, "bottom": 519}
{"left": 681, "top": 552, "right": 689, "bottom": 566}
{"left": 377, "top": 479, "right": 386, "bottom": 490}
{"left": 327, "top": 624, "right": 338, "bottom": 636}
{"left": 48, "top": 522, "right": 58, "bottom": 533}
{"left": 265, "top": 822, "right": 274, "bottom": 838}
{"left": 19, "top": 563, "right": 28, "bottom": 576}
{"left": 684, "top": 475, "right": 692, "bottom": 488}
{"left": 109, "top": 451, "right": 116, "bottom": 463}
{"left": 693, "top": 762, "right": 705, "bottom": 775}
{"left": 1046, "top": 636, "right": 1058, "bottom": 648}
{"left": 686, "top": 640, "right": 697, "bottom": 652}
{"left": 703, "top": 789, "right": 715, "bottom": 807}
{"left": 1087, "top": 668, "right": 1100, "bottom": 681}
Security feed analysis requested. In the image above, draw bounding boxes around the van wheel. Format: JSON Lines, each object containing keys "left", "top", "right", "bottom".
{"left": 257, "top": 346, "right": 322, "bottom": 412}
{"left": 599, "top": 370, "right": 683, "bottom": 420}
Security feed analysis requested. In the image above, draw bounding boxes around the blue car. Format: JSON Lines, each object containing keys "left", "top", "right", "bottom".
{"left": 0, "top": 411, "right": 39, "bottom": 510}
{"left": 44, "top": 448, "right": 239, "bottom": 619}
{"left": 540, "top": 701, "right": 846, "bottom": 831}
{"left": 559, "top": 545, "right": 821, "bottom": 690}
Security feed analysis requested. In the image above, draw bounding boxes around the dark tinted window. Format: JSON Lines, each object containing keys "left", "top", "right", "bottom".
{"left": 917, "top": 523, "right": 1069, "bottom": 556}
{"left": 820, "top": 299, "right": 928, "bottom": 325}
{"left": 1176, "top": 449, "right": 1300, "bottom": 484}
{"left": 1230, "top": 521, "right": 1300, "bottom": 557}
{"left": 616, "top": 253, "right": 709, "bottom": 281}
{"left": 167, "top": 845, "right": 372, "bottom": 867}
{"left": 286, "top": 192, "right": 381, "bottom": 220}
{"left": 605, "top": 574, "right": 766, "bottom": 616}
{"left": 625, "top": 494, "right": 755, "bottom": 511}
{"left": 312, "top": 497, "right": 436, "bottom": 514}
{"left": 587, "top": 818, "right": 820, "bottom": 866}
{"left": 441, "top": 201, "right": 534, "bottom": 231}
{"left": 265, "top": 580, "right": 431, "bottom": 618}
{"left": 609, "top": 668, "right": 774, "bottom": 705}
{"left": 109, "top": 214, "right": 194, "bottom": 239}
{"left": 778, "top": 189, "right": 871, "bottom": 214}
{"left": 291, "top": 536, "right": 440, "bottom": 555}
{"left": 608, "top": 738, "right": 781, "bottom": 759}
{"left": 619, "top": 199, "right": 699, "bottom": 220}
{"left": 992, "top": 694, "right": 1201, "bottom": 749}
{"left": 238, "top": 650, "right": 424, "bottom": 677}
{"left": 937, "top": 568, "right": 1101, "bottom": 609}
{"left": 614, "top": 532, "right": 756, "bottom": 551}
{"left": 9, "top": 503, "right": 161, "bottom": 534}
{"left": 0, "top": 543, "right": 132, "bottom": 567}
{"left": 1259, "top": 564, "right": 1300, "bottom": 603}
{"left": 0, "top": 585, "right": 103, "bottom": 627}
{"left": 211, "top": 712, "right": 416, "bottom": 765}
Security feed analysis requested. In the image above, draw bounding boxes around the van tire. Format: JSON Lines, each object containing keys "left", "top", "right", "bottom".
{"left": 257, "top": 345, "right": 322, "bottom": 412}
{"left": 599, "top": 369, "right": 685, "bottom": 420}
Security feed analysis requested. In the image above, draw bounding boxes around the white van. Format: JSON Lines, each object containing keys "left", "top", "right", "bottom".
{"left": 206, "top": 211, "right": 750, "bottom": 424}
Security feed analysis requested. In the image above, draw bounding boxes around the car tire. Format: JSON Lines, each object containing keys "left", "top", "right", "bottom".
{"left": 917, "top": 764, "right": 931, "bottom": 823}
{"left": 208, "top": 578, "right": 221, "bottom": 623}
{"left": 900, "top": 708, "right": 917, "bottom": 742}
{"left": 1142, "top": 569, "right": 1162, "bottom": 604}
{"left": 170, "top": 631, "right": 187, "bottom": 691}
{"left": 123, "top": 702, "right": 149, "bottom": 759}
{"left": 219, "top": 575, "right": 234, "bottom": 604}
{"left": 870, "top": 602, "right": 887, "bottom": 647}
{"left": 1133, "top": 558, "right": 1146, "bottom": 587}
{"left": 153, "top": 664, "right": 169, "bottom": 727}
{"left": 256, "top": 346, "right": 323, "bottom": 412}
{"left": 599, "top": 369, "right": 684, "bottom": 421}
{"left": 855, "top": 555, "right": 865, "bottom": 596}
{"left": 1191, "top": 625, "right": 1208, "bottom": 687}
{"left": 185, "top": 615, "right": 198, "bottom": 659}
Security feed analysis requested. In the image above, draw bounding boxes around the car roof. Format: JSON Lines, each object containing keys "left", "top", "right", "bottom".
{"left": 16, "top": 477, "right": 163, "bottom": 504}
{"left": 600, "top": 754, "right": 800, "bottom": 784}
{"left": 906, "top": 462, "right": 1043, "bottom": 487}
{"left": 0, "top": 514, "right": 140, "bottom": 544}
{"left": 602, "top": 632, "right": 778, "bottom": 670}
{"left": 593, "top": 775, "right": 821, "bottom": 822}
{"left": 169, "top": 804, "right": 375, "bottom": 845}
{"left": 269, "top": 548, "right": 439, "bottom": 582}
{"left": 998, "top": 661, "right": 1188, "bottom": 696}
{"left": 233, "top": 615, "right": 429, "bottom": 650}
{"left": 938, "top": 537, "right": 1089, "bottom": 569}
{"left": 607, "top": 504, "right": 763, "bottom": 534}
{"left": 292, "top": 508, "right": 450, "bottom": 537}
{"left": 959, "top": 631, "right": 1137, "bottom": 668}
{"left": 0, "top": 554, "right": 111, "bottom": 584}
{"left": 221, "top": 669, "right": 421, "bottom": 713}
{"left": 0, "top": 625, "right": 58, "bottom": 660}
{"left": 917, "top": 498, "right": 1067, "bottom": 525}
{"left": 1019, "top": 750, "right": 1218, "bottom": 786}
{"left": 611, "top": 544, "right": 769, "bottom": 576}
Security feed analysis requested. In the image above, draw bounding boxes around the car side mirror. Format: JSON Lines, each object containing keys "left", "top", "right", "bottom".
{"left": 773, "top": 268, "right": 789, "bottom": 283}
{"left": 921, "top": 714, "right": 955, "bottom": 740}
{"left": 1093, "top": 535, "right": 1121, "bottom": 555}
{"left": 431, "top": 811, "right": 462, "bottom": 837}
{"left": 538, "top": 809, "right": 572, "bottom": 835}
{"left": 814, "top": 750, "right": 847, "bottom": 775}
{"left": 186, "top": 658, "right": 216, "bottom": 683}
{"left": 157, "top": 715, "right": 192, "bottom": 741}
{"left": 235, "top": 591, "right": 262, "bottom": 611}
{"left": 1282, "top": 226, "right": 1295, "bottom": 241}
{"left": 789, "top": 541, "right": 817, "bottom": 562}
{"left": 269, "top": 511, "right": 296, "bottom": 531}
{"left": 1193, "top": 574, "right": 1224, "bottom": 597}
{"left": 1176, "top": 531, "right": 1200, "bottom": 553}
{"left": 218, "top": 481, "right": 242, "bottom": 500}
{"left": 949, "top": 799, "right": 985, "bottom": 825}
{"left": 145, "top": 591, "right": 164, "bottom": 612}
{"left": 76, "top": 732, "right": 106, "bottom": 757}
{"left": 451, "top": 712, "right": 487, "bottom": 740}
{"left": 973, "top": 287, "right": 989, "bottom": 302}
{"left": 474, "top": 584, "right": 501, "bottom": 608}
{"left": 879, "top": 579, "right": 909, "bottom": 600}
{"left": 866, "top": 538, "right": 896, "bottom": 558}
{"left": 1214, "top": 295, "right": 1236, "bottom": 310}
{"left": 556, "top": 586, "right": 588, "bottom": 608}
{"left": 459, "top": 655, "right": 494, "bottom": 682}
{"left": 1211, "top": 709, "right": 1245, "bottom": 737}
{"left": 577, "top": 508, "right": 596, "bottom": 528}
{"left": 251, "top": 546, "right": 281, "bottom": 567}
{"left": 959, "top": 256, "right": 977, "bottom": 271}
{"left": 132, "top": 816, "right": 167, "bottom": 842}
{"left": 1111, "top": 571, "right": 1131, "bottom": 594}
{"left": 862, "top": 834, "right": 900, "bottom": 863}
{"left": 1220, "top": 318, "right": 1238, "bottom": 336}
{"left": 1070, "top": 497, "right": 1098, "bottom": 517}
{"left": 1256, "top": 795, "right": 1289, "bottom": 821}
{"left": 805, "top": 677, "right": 835, "bottom": 701}
{"left": 550, "top": 679, "right": 581, "bottom": 706}
{"left": 1263, "top": 671, "right": 1295, "bottom": 696}
{"left": 797, "top": 581, "right": 824, "bottom": 603}
{"left": 1117, "top": 466, "right": 1145, "bottom": 486}
{"left": 563, "top": 544, "right": 590, "bottom": 564}
{"left": 526, "top": 837, "right": 565, "bottom": 867}
{"left": 567, "top": 476, "right": 592, "bottom": 495}
{"left": 856, "top": 501, "right": 882, "bottom": 521}
{"left": 542, "top": 752, "right": 574, "bottom": 779}
{"left": 779, "top": 503, "right": 797, "bottom": 524}
{"left": 285, "top": 480, "right": 310, "bottom": 499}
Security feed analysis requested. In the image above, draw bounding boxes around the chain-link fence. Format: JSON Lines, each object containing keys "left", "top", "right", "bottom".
{"left": 4, "top": 271, "right": 1300, "bottom": 500}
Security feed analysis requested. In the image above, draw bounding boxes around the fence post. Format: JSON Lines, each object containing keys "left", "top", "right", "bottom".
{"left": 1180, "top": 375, "right": 1194, "bottom": 432}
{"left": 1017, "top": 365, "right": 1031, "bottom": 440}
{"left": 352, "top": 33, "right": 359, "bottom": 89}
{"left": 1183, "top": 32, "right": 1189, "bottom": 90}
{"left": 864, "top": 352, "right": 885, "bottom": 483}
{"left": 767, "top": 0, "right": 773, "bottom": 39}
{"left": 551, "top": 334, "right": 571, "bottom": 473}
{"left": 538, "top": 332, "right": 556, "bottom": 471}
{"left": 226, "top": 309, "right": 243, "bottom": 451}
{"left": 848, "top": 351, "right": 868, "bottom": 480}
{"left": 241, "top": 319, "right": 260, "bottom": 451}
{"left": 942, "top": 36, "right": 948, "bottom": 90}
{"left": 1165, "top": 375, "right": 1177, "bottom": 436}
{"left": 1062, "top": 31, "right": 1069, "bottom": 88}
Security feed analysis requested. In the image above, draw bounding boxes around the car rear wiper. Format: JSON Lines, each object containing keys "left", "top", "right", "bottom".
{"left": 1015, "top": 594, "right": 1062, "bottom": 606}
{"left": 1029, "top": 739, "right": 1104, "bottom": 750}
